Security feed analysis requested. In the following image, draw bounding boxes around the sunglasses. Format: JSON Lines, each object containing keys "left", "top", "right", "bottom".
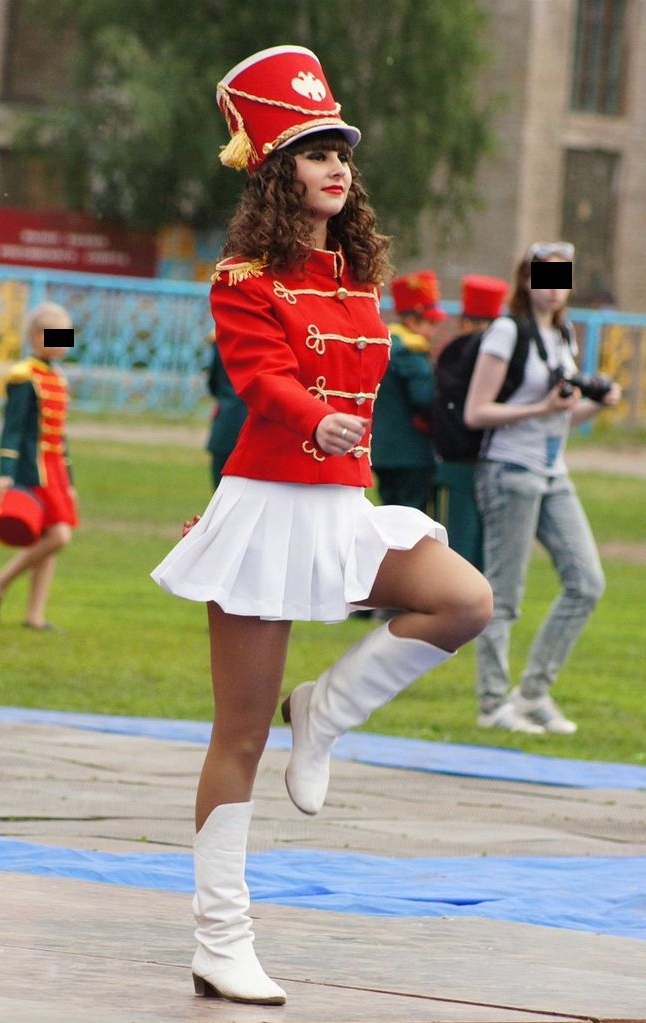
{"left": 526, "top": 241, "right": 575, "bottom": 261}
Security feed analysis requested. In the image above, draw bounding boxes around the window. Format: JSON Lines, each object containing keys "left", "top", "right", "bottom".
{"left": 561, "top": 148, "right": 620, "bottom": 305}
{"left": 571, "top": 0, "right": 627, "bottom": 114}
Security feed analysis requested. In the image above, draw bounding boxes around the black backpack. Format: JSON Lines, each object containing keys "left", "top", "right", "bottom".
{"left": 433, "top": 315, "right": 567, "bottom": 462}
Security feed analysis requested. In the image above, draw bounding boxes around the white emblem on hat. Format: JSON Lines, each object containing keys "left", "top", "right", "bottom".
{"left": 291, "top": 71, "right": 326, "bottom": 102}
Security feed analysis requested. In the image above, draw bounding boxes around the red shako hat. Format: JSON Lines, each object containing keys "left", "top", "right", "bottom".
{"left": 390, "top": 270, "right": 447, "bottom": 323}
{"left": 461, "top": 274, "right": 508, "bottom": 319}
{"left": 216, "top": 45, "right": 361, "bottom": 174}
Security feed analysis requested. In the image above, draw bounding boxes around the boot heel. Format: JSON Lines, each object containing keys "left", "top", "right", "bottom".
{"left": 280, "top": 695, "right": 292, "bottom": 724}
{"left": 193, "top": 973, "right": 219, "bottom": 998}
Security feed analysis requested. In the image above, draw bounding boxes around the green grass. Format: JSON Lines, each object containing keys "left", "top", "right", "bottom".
{"left": 1, "top": 433, "right": 645, "bottom": 766}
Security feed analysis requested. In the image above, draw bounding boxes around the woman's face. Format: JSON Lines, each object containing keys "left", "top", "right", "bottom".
{"left": 527, "top": 256, "right": 571, "bottom": 315}
{"left": 293, "top": 145, "right": 352, "bottom": 225}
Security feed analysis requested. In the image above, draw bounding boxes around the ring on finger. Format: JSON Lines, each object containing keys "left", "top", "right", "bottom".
{"left": 341, "top": 427, "right": 348, "bottom": 438}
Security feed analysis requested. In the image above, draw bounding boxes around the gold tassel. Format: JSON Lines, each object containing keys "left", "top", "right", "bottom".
{"left": 219, "top": 127, "right": 257, "bottom": 171}
{"left": 216, "top": 84, "right": 259, "bottom": 171}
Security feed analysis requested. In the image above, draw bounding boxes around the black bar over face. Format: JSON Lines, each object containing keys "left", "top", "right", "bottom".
{"left": 530, "top": 262, "right": 572, "bottom": 289}
{"left": 43, "top": 328, "right": 75, "bottom": 347}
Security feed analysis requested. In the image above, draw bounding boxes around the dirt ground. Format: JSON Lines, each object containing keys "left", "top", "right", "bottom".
{"left": 564, "top": 444, "right": 646, "bottom": 477}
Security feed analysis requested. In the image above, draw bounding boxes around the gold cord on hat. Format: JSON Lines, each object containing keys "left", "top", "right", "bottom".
{"left": 216, "top": 85, "right": 260, "bottom": 171}
{"left": 224, "top": 83, "right": 341, "bottom": 119}
{"left": 267, "top": 117, "right": 348, "bottom": 155}
{"left": 216, "top": 80, "right": 342, "bottom": 170}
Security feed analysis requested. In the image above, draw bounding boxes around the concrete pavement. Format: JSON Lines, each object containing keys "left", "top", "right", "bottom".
{"left": 1, "top": 720, "right": 645, "bottom": 1022}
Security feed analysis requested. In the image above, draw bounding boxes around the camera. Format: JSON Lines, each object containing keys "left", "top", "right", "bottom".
{"left": 550, "top": 366, "right": 614, "bottom": 403}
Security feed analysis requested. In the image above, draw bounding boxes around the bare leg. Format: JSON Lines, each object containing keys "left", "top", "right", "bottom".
{"left": 366, "top": 536, "right": 492, "bottom": 649}
{"left": 0, "top": 524, "right": 72, "bottom": 623}
{"left": 25, "top": 554, "right": 58, "bottom": 625}
{"left": 196, "top": 603, "right": 292, "bottom": 829}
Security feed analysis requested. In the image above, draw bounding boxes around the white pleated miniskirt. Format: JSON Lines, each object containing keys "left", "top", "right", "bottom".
{"left": 151, "top": 477, "right": 447, "bottom": 622}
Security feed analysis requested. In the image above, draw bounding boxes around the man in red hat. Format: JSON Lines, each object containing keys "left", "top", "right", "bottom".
{"left": 434, "top": 274, "right": 508, "bottom": 569}
{"left": 371, "top": 270, "right": 446, "bottom": 515}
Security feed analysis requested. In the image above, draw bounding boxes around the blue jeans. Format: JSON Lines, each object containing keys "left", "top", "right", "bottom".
{"left": 474, "top": 461, "right": 605, "bottom": 713}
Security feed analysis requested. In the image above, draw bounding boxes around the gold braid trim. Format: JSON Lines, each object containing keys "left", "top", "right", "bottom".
{"left": 302, "top": 440, "right": 326, "bottom": 463}
{"left": 211, "top": 257, "right": 268, "bottom": 285}
{"left": 221, "top": 83, "right": 340, "bottom": 119}
{"left": 264, "top": 118, "right": 348, "bottom": 155}
{"left": 4, "top": 359, "right": 34, "bottom": 385}
{"left": 216, "top": 81, "right": 343, "bottom": 169}
{"left": 216, "top": 86, "right": 260, "bottom": 171}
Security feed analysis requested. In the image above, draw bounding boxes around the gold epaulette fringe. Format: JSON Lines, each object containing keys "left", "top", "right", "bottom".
{"left": 211, "top": 257, "right": 268, "bottom": 286}
{"left": 388, "top": 323, "right": 432, "bottom": 354}
{"left": 3, "top": 359, "right": 34, "bottom": 385}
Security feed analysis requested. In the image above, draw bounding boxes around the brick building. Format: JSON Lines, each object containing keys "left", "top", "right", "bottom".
{"left": 413, "top": 0, "right": 646, "bottom": 311}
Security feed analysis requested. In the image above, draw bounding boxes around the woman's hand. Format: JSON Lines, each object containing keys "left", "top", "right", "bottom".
{"left": 182, "top": 514, "right": 201, "bottom": 537}
{"left": 600, "top": 381, "right": 622, "bottom": 408}
{"left": 541, "top": 382, "right": 581, "bottom": 414}
{"left": 570, "top": 379, "right": 622, "bottom": 426}
{"left": 314, "top": 413, "right": 370, "bottom": 455}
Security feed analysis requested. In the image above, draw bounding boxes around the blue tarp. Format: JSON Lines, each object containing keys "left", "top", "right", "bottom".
{"left": 2, "top": 705, "right": 646, "bottom": 790}
{"left": 0, "top": 839, "right": 644, "bottom": 940}
{"left": 3, "top": 708, "right": 646, "bottom": 939}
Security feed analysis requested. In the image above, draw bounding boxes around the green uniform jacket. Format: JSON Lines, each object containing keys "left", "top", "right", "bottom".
{"left": 0, "top": 357, "right": 73, "bottom": 486}
{"left": 434, "top": 459, "right": 482, "bottom": 569}
{"left": 371, "top": 322, "right": 436, "bottom": 470}
{"left": 205, "top": 343, "right": 247, "bottom": 460}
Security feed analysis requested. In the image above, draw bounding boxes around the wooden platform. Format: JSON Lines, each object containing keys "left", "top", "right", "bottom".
{"left": 1, "top": 722, "right": 645, "bottom": 1022}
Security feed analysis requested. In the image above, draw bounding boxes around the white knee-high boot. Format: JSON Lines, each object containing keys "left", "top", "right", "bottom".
{"left": 281, "top": 622, "right": 452, "bottom": 815}
{"left": 191, "top": 801, "right": 286, "bottom": 1005}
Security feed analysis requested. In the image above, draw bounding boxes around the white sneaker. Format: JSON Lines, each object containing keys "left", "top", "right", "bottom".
{"left": 477, "top": 700, "right": 545, "bottom": 734}
{"left": 511, "top": 688, "right": 577, "bottom": 734}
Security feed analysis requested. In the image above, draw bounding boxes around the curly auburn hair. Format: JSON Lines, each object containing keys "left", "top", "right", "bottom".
{"left": 222, "top": 131, "right": 393, "bottom": 285}
{"left": 508, "top": 254, "right": 571, "bottom": 329}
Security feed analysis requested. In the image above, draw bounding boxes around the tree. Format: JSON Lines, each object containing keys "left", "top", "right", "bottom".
{"left": 18, "top": 0, "right": 494, "bottom": 256}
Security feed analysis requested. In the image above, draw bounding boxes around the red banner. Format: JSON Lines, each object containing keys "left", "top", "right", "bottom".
{"left": 0, "top": 208, "right": 157, "bottom": 277}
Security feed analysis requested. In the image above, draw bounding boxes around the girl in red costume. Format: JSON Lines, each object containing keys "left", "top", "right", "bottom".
{"left": 0, "top": 301, "right": 77, "bottom": 630}
{"left": 152, "top": 45, "right": 492, "bottom": 1006}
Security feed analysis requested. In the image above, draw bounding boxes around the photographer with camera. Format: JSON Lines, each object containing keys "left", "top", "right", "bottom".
{"left": 464, "top": 241, "right": 621, "bottom": 734}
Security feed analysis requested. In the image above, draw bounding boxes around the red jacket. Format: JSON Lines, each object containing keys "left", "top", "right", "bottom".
{"left": 210, "top": 247, "right": 391, "bottom": 486}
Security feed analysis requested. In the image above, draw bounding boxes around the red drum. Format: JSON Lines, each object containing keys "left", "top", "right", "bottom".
{"left": 0, "top": 487, "right": 45, "bottom": 547}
